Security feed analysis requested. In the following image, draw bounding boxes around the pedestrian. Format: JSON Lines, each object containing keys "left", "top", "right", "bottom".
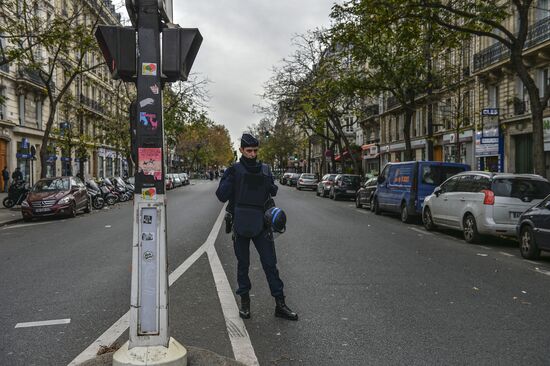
{"left": 1, "top": 166, "right": 9, "bottom": 193}
{"left": 12, "top": 167, "right": 23, "bottom": 182}
{"left": 215, "top": 133, "right": 298, "bottom": 321}
{"left": 215, "top": 170, "right": 219, "bottom": 180}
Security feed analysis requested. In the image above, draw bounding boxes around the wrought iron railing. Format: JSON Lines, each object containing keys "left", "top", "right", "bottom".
{"left": 80, "top": 95, "right": 106, "bottom": 115}
{"left": 474, "top": 16, "right": 550, "bottom": 72}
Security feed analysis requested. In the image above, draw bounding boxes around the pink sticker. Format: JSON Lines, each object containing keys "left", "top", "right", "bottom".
{"left": 138, "top": 148, "right": 162, "bottom": 181}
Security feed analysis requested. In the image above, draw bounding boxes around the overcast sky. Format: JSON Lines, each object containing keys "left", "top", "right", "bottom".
{"left": 167, "top": 1, "right": 337, "bottom": 149}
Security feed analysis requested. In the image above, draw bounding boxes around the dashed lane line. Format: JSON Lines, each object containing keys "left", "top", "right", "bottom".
{"left": 499, "top": 252, "right": 515, "bottom": 257}
{"left": 15, "top": 318, "right": 71, "bottom": 328}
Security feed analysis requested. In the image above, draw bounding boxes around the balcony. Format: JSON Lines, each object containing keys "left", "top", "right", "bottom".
{"left": 474, "top": 16, "right": 550, "bottom": 72}
{"left": 80, "top": 95, "right": 106, "bottom": 115}
{"left": 365, "top": 104, "right": 379, "bottom": 117}
{"left": 387, "top": 96, "right": 399, "bottom": 110}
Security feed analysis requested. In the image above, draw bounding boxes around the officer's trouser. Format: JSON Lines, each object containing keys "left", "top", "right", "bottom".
{"left": 233, "top": 229, "right": 284, "bottom": 298}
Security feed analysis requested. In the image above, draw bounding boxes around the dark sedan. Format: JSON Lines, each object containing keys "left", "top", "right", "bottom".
{"left": 330, "top": 174, "right": 361, "bottom": 201}
{"left": 355, "top": 177, "right": 378, "bottom": 210}
{"left": 287, "top": 173, "right": 300, "bottom": 187}
{"left": 517, "top": 195, "right": 550, "bottom": 259}
{"left": 21, "top": 176, "right": 90, "bottom": 221}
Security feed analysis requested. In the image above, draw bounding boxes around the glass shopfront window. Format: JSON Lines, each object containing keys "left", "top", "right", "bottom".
{"left": 114, "top": 158, "right": 120, "bottom": 176}
{"left": 99, "top": 156, "right": 104, "bottom": 178}
{"left": 106, "top": 157, "right": 113, "bottom": 177}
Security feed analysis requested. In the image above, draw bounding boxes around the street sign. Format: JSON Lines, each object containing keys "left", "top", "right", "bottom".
{"left": 481, "top": 108, "right": 499, "bottom": 116}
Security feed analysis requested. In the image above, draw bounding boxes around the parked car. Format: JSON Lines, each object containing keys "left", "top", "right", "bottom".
{"left": 316, "top": 174, "right": 337, "bottom": 197}
{"left": 356, "top": 177, "right": 378, "bottom": 210}
{"left": 169, "top": 173, "right": 183, "bottom": 187}
{"left": 280, "top": 172, "right": 293, "bottom": 185}
{"left": 296, "top": 173, "right": 318, "bottom": 190}
{"left": 423, "top": 172, "right": 550, "bottom": 243}
{"left": 374, "top": 161, "right": 470, "bottom": 223}
{"left": 330, "top": 174, "right": 361, "bottom": 200}
{"left": 287, "top": 173, "right": 300, "bottom": 187}
{"left": 517, "top": 194, "right": 550, "bottom": 259}
{"left": 165, "top": 176, "right": 174, "bottom": 190}
{"left": 178, "top": 173, "right": 190, "bottom": 185}
{"left": 21, "top": 176, "right": 90, "bottom": 221}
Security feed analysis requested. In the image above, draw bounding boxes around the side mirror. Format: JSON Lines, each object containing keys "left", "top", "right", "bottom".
{"left": 433, "top": 186, "right": 442, "bottom": 197}
{"left": 377, "top": 176, "right": 385, "bottom": 184}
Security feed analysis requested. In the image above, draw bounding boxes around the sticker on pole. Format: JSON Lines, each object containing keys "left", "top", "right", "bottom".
{"left": 140, "top": 112, "right": 158, "bottom": 130}
{"left": 142, "top": 63, "right": 157, "bottom": 76}
{"left": 150, "top": 84, "right": 159, "bottom": 94}
{"left": 141, "top": 187, "right": 157, "bottom": 201}
{"left": 138, "top": 148, "right": 162, "bottom": 181}
{"left": 140, "top": 98, "right": 154, "bottom": 108}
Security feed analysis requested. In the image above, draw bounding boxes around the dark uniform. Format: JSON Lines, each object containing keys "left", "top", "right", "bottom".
{"left": 216, "top": 133, "right": 297, "bottom": 321}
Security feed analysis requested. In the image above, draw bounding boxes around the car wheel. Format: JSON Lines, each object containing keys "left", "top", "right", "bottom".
{"left": 84, "top": 198, "right": 91, "bottom": 213}
{"left": 520, "top": 225, "right": 540, "bottom": 259}
{"left": 69, "top": 202, "right": 77, "bottom": 218}
{"left": 374, "top": 197, "right": 381, "bottom": 215}
{"left": 423, "top": 207, "right": 436, "bottom": 231}
{"left": 463, "top": 213, "right": 480, "bottom": 243}
{"left": 400, "top": 203, "right": 411, "bottom": 223}
{"left": 355, "top": 196, "right": 362, "bottom": 208}
{"left": 2, "top": 197, "right": 15, "bottom": 208}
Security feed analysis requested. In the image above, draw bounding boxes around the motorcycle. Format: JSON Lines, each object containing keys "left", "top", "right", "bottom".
{"left": 98, "top": 179, "right": 119, "bottom": 206}
{"left": 3, "top": 180, "right": 30, "bottom": 208}
{"left": 86, "top": 180, "right": 105, "bottom": 210}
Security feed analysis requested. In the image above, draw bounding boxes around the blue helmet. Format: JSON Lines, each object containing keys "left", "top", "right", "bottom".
{"left": 264, "top": 207, "right": 286, "bottom": 234}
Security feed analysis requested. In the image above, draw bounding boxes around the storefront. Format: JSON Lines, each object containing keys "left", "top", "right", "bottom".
{"left": 476, "top": 108, "right": 503, "bottom": 172}
{"left": 361, "top": 143, "right": 380, "bottom": 176}
{"left": 442, "top": 130, "right": 473, "bottom": 167}
{"left": 15, "top": 138, "right": 32, "bottom": 182}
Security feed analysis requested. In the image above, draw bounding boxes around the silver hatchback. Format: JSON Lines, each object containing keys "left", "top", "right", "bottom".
{"left": 297, "top": 173, "right": 318, "bottom": 190}
{"left": 422, "top": 172, "right": 550, "bottom": 243}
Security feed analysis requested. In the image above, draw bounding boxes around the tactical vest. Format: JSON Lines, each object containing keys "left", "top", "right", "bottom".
{"left": 233, "top": 162, "right": 271, "bottom": 238}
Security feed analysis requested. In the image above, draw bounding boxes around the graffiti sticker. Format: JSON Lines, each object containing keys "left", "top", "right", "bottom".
{"left": 140, "top": 112, "right": 159, "bottom": 130}
{"left": 138, "top": 148, "right": 162, "bottom": 181}
{"left": 140, "top": 98, "right": 154, "bottom": 108}
{"left": 143, "top": 250, "right": 154, "bottom": 261}
{"left": 142, "top": 232, "right": 154, "bottom": 241}
{"left": 141, "top": 188, "right": 157, "bottom": 201}
{"left": 150, "top": 84, "right": 159, "bottom": 95}
{"left": 143, "top": 214, "right": 153, "bottom": 224}
{"left": 142, "top": 63, "right": 157, "bottom": 76}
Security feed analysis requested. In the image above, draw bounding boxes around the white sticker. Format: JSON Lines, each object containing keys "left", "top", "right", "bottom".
{"left": 140, "top": 98, "right": 154, "bottom": 108}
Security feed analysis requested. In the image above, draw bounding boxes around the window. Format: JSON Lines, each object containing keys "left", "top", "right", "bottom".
{"left": 462, "top": 91, "right": 471, "bottom": 125}
{"left": 455, "top": 175, "right": 474, "bottom": 192}
{"left": 344, "top": 116, "right": 354, "bottom": 133}
{"left": 421, "top": 165, "right": 468, "bottom": 186}
{"left": 18, "top": 94, "right": 25, "bottom": 125}
{"left": 488, "top": 85, "right": 499, "bottom": 108}
{"left": 537, "top": 0, "right": 549, "bottom": 21}
{"left": 0, "top": 88, "right": 6, "bottom": 119}
{"left": 441, "top": 176, "right": 460, "bottom": 193}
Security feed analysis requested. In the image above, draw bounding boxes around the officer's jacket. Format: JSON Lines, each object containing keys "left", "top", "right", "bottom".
{"left": 216, "top": 161, "right": 277, "bottom": 238}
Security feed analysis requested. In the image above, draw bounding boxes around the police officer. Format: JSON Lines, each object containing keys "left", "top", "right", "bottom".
{"left": 216, "top": 133, "right": 298, "bottom": 321}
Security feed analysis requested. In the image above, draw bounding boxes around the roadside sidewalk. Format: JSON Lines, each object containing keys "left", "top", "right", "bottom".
{"left": 0, "top": 192, "right": 23, "bottom": 226}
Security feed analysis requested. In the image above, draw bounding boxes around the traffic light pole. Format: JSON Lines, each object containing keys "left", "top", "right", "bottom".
{"left": 95, "top": 0, "right": 201, "bottom": 363}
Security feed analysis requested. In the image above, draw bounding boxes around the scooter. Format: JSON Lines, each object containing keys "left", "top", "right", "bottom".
{"left": 3, "top": 180, "right": 30, "bottom": 208}
{"left": 86, "top": 180, "right": 105, "bottom": 210}
{"left": 98, "top": 179, "right": 119, "bottom": 206}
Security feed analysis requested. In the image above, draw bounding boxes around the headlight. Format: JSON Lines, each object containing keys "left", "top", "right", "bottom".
{"left": 21, "top": 200, "right": 29, "bottom": 208}
{"left": 58, "top": 196, "right": 71, "bottom": 205}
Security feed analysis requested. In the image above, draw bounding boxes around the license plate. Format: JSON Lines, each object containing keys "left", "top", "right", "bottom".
{"left": 34, "top": 208, "right": 51, "bottom": 213}
{"left": 347, "top": 190, "right": 356, "bottom": 194}
{"left": 510, "top": 211, "right": 522, "bottom": 219}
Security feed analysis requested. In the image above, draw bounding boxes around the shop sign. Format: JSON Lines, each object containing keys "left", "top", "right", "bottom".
{"left": 481, "top": 108, "right": 499, "bottom": 116}
{"left": 475, "top": 131, "right": 499, "bottom": 157}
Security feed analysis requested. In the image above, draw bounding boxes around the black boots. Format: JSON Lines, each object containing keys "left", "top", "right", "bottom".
{"left": 239, "top": 293, "right": 251, "bottom": 319}
{"left": 275, "top": 296, "right": 298, "bottom": 321}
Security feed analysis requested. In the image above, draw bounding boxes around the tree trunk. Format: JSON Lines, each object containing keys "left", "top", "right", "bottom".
{"left": 39, "top": 101, "right": 57, "bottom": 178}
{"left": 403, "top": 106, "right": 414, "bottom": 161}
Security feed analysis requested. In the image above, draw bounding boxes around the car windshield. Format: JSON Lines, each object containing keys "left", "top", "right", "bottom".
{"left": 342, "top": 175, "right": 360, "bottom": 185}
{"left": 302, "top": 174, "right": 315, "bottom": 179}
{"left": 422, "top": 165, "right": 467, "bottom": 186}
{"left": 33, "top": 178, "right": 69, "bottom": 192}
{"left": 328, "top": 175, "right": 337, "bottom": 181}
{"left": 492, "top": 178, "right": 550, "bottom": 200}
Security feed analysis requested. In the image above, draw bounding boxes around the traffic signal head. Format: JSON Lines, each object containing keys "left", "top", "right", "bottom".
{"left": 95, "top": 26, "right": 137, "bottom": 82}
{"left": 162, "top": 28, "right": 203, "bottom": 82}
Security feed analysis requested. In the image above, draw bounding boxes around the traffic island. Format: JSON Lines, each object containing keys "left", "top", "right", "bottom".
{"left": 76, "top": 344, "right": 246, "bottom": 366}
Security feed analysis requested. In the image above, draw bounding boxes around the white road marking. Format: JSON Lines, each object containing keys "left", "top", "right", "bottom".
{"left": 476, "top": 253, "right": 488, "bottom": 257}
{"left": 356, "top": 209, "right": 368, "bottom": 214}
{"left": 15, "top": 318, "right": 70, "bottom": 328}
{"left": 207, "top": 245, "right": 259, "bottom": 366}
{"left": 535, "top": 267, "right": 550, "bottom": 276}
{"left": 69, "top": 205, "right": 257, "bottom": 366}
{"left": 499, "top": 252, "right": 515, "bottom": 257}
{"left": 408, "top": 227, "right": 432, "bottom": 236}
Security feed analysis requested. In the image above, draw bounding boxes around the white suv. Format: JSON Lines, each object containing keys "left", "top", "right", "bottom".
{"left": 422, "top": 172, "right": 550, "bottom": 243}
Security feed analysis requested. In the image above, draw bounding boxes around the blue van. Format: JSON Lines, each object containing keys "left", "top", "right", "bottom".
{"left": 373, "top": 161, "right": 470, "bottom": 223}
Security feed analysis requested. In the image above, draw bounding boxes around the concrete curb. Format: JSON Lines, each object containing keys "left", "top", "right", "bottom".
{"left": 0, "top": 217, "right": 23, "bottom": 227}
{"left": 76, "top": 345, "right": 246, "bottom": 366}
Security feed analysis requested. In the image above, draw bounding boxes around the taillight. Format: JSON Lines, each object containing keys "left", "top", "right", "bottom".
{"left": 481, "top": 189, "right": 495, "bottom": 205}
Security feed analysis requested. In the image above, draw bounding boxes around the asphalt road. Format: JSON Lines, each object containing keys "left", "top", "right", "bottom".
{"left": 1, "top": 180, "right": 550, "bottom": 365}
